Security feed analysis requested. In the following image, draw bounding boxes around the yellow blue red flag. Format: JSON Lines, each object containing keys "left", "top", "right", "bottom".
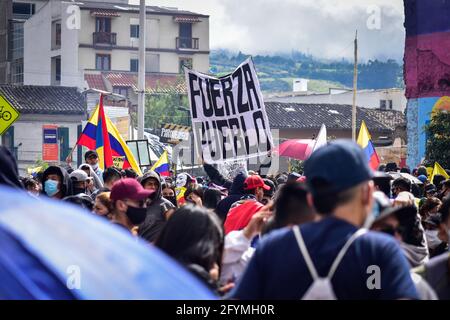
{"left": 150, "top": 150, "right": 170, "bottom": 177}
{"left": 76, "top": 94, "right": 142, "bottom": 175}
{"left": 357, "top": 121, "right": 380, "bottom": 170}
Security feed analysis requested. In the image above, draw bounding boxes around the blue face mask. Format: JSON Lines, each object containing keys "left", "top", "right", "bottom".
{"left": 45, "top": 179, "right": 60, "bottom": 197}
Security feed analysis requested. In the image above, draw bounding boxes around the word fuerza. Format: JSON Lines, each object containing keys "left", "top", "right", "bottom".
{"left": 176, "top": 304, "right": 275, "bottom": 317}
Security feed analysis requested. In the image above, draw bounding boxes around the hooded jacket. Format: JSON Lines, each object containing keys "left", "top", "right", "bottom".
{"left": 0, "top": 146, "right": 23, "bottom": 190}
{"left": 138, "top": 170, "right": 175, "bottom": 242}
{"left": 216, "top": 170, "right": 248, "bottom": 222}
{"left": 42, "top": 166, "right": 73, "bottom": 199}
{"left": 78, "top": 163, "right": 104, "bottom": 190}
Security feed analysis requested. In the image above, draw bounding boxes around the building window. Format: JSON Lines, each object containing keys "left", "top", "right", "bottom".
{"left": 11, "top": 59, "right": 23, "bottom": 84}
{"left": 380, "top": 100, "right": 387, "bottom": 110}
{"left": 130, "top": 24, "right": 139, "bottom": 38}
{"left": 96, "top": 54, "right": 111, "bottom": 71}
{"left": 130, "top": 59, "right": 139, "bottom": 72}
{"left": 55, "top": 57, "right": 61, "bottom": 82}
{"left": 55, "top": 22, "right": 61, "bottom": 47}
{"left": 13, "top": 3, "right": 35, "bottom": 19}
{"left": 178, "top": 23, "right": 192, "bottom": 48}
{"left": 113, "top": 87, "right": 128, "bottom": 97}
{"left": 388, "top": 100, "right": 393, "bottom": 110}
{"left": 96, "top": 17, "right": 111, "bottom": 33}
{"left": 179, "top": 57, "right": 193, "bottom": 73}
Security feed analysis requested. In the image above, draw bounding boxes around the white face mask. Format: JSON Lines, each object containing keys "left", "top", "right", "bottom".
{"left": 425, "top": 230, "right": 441, "bottom": 250}
{"left": 91, "top": 163, "right": 98, "bottom": 170}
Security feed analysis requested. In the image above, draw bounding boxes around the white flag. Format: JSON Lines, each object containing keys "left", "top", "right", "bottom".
{"left": 312, "top": 124, "right": 327, "bottom": 153}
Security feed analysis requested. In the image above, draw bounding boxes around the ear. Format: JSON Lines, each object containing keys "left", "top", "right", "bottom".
{"left": 306, "top": 192, "right": 315, "bottom": 209}
{"left": 116, "top": 200, "right": 127, "bottom": 212}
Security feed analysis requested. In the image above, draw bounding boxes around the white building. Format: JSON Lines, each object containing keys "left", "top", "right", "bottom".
{"left": 265, "top": 88, "right": 407, "bottom": 112}
{"left": 23, "top": 0, "right": 210, "bottom": 89}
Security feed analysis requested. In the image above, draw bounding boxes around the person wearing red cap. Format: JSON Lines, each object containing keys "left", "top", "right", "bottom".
{"left": 110, "top": 178, "right": 154, "bottom": 235}
{"left": 223, "top": 175, "right": 270, "bottom": 235}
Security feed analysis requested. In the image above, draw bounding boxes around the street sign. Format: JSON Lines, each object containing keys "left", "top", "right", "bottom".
{"left": 42, "top": 125, "right": 59, "bottom": 162}
{"left": 0, "top": 96, "right": 20, "bottom": 135}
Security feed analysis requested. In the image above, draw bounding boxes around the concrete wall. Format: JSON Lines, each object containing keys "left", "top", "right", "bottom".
{"left": 23, "top": 0, "right": 52, "bottom": 85}
{"left": 11, "top": 114, "right": 84, "bottom": 174}
{"left": 267, "top": 89, "right": 407, "bottom": 112}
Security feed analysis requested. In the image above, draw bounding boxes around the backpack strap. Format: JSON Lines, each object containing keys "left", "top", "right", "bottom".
{"left": 293, "top": 225, "right": 368, "bottom": 281}
{"left": 327, "top": 228, "right": 367, "bottom": 279}
{"left": 293, "top": 225, "right": 319, "bottom": 280}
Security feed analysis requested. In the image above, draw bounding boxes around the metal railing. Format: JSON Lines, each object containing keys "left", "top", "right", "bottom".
{"left": 93, "top": 32, "right": 117, "bottom": 46}
{"left": 176, "top": 37, "right": 199, "bottom": 50}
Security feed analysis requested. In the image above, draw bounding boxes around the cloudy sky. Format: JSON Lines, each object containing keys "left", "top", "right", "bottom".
{"left": 130, "top": 0, "right": 405, "bottom": 62}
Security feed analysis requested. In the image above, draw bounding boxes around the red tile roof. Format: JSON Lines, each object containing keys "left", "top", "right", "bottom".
{"left": 90, "top": 9, "right": 121, "bottom": 17}
{"left": 104, "top": 72, "right": 187, "bottom": 94}
{"left": 84, "top": 74, "right": 106, "bottom": 91}
{"left": 174, "top": 16, "right": 201, "bottom": 23}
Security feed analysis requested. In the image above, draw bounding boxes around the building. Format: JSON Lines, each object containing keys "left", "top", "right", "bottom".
{"left": 265, "top": 88, "right": 407, "bottom": 112}
{"left": 0, "top": 0, "right": 47, "bottom": 84}
{"left": 265, "top": 102, "right": 407, "bottom": 169}
{"left": 0, "top": 85, "right": 85, "bottom": 174}
{"left": 23, "top": 0, "right": 210, "bottom": 90}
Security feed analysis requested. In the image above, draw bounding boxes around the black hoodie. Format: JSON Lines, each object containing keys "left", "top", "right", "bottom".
{"left": 216, "top": 170, "right": 248, "bottom": 222}
{"left": 42, "top": 166, "right": 73, "bottom": 199}
{"left": 0, "top": 146, "right": 23, "bottom": 190}
{"left": 138, "top": 170, "right": 175, "bottom": 242}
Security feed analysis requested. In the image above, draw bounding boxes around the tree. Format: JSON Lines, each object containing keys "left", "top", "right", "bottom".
{"left": 425, "top": 111, "right": 450, "bottom": 169}
{"left": 144, "top": 93, "right": 190, "bottom": 130}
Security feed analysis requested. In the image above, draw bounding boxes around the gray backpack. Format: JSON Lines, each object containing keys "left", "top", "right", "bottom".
{"left": 293, "top": 225, "right": 367, "bottom": 300}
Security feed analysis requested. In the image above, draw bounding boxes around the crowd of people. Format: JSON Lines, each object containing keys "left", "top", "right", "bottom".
{"left": 0, "top": 140, "right": 449, "bottom": 300}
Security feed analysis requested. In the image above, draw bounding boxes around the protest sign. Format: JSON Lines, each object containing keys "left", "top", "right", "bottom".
{"left": 185, "top": 57, "right": 273, "bottom": 164}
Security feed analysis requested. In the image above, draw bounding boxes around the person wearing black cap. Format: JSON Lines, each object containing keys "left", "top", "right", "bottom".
{"left": 230, "top": 140, "right": 418, "bottom": 300}
{"left": 42, "top": 166, "right": 73, "bottom": 199}
{"left": 85, "top": 150, "right": 103, "bottom": 183}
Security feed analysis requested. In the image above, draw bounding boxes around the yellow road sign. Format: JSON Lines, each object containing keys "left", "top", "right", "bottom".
{"left": 0, "top": 96, "right": 20, "bottom": 135}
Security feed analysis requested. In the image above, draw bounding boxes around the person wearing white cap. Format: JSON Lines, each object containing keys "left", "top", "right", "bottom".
{"left": 69, "top": 169, "right": 90, "bottom": 196}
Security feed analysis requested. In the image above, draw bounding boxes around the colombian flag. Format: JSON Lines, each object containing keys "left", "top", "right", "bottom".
{"left": 357, "top": 121, "right": 380, "bottom": 170}
{"left": 76, "top": 94, "right": 142, "bottom": 175}
{"left": 150, "top": 150, "right": 170, "bottom": 177}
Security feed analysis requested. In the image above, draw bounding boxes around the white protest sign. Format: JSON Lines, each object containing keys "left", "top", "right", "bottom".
{"left": 185, "top": 58, "right": 273, "bottom": 164}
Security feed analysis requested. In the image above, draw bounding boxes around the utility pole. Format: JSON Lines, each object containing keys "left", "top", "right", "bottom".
{"left": 352, "top": 30, "right": 358, "bottom": 141}
{"left": 137, "top": 0, "right": 146, "bottom": 139}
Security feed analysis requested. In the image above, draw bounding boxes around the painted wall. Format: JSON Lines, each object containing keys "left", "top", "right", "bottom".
{"left": 403, "top": 0, "right": 450, "bottom": 168}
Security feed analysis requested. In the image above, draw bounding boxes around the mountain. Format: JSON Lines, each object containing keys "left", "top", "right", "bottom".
{"left": 209, "top": 49, "right": 404, "bottom": 93}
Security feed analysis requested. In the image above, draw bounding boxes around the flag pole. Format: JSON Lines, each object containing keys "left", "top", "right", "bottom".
{"left": 352, "top": 30, "right": 358, "bottom": 141}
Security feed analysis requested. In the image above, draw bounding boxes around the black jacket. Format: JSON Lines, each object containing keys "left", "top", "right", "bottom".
{"left": 138, "top": 170, "right": 175, "bottom": 242}
{"left": 0, "top": 146, "right": 22, "bottom": 190}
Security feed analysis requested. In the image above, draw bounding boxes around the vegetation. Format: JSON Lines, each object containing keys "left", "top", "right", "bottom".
{"left": 424, "top": 111, "right": 450, "bottom": 169}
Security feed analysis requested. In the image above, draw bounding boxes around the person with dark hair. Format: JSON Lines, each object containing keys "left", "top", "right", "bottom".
{"left": 93, "top": 191, "right": 113, "bottom": 219}
{"left": 185, "top": 186, "right": 204, "bottom": 207}
{"left": 287, "top": 172, "right": 301, "bottom": 183}
{"left": 122, "top": 168, "right": 138, "bottom": 179}
{"left": 0, "top": 146, "right": 23, "bottom": 190}
{"left": 110, "top": 178, "right": 154, "bottom": 235}
{"left": 203, "top": 188, "right": 223, "bottom": 214}
{"left": 84, "top": 150, "right": 103, "bottom": 183}
{"left": 215, "top": 170, "right": 248, "bottom": 222}
{"left": 378, "top": 164, "right": 386, "bottom": 172}
{"left": 414, "top": 197, "right": 450, "bottom": 299}
{"left": 424, "top": 184, "right": 438, "bottom": 199}
{"left": 433, "top": 175, "right": 446, "bottom": 192}
{"left": 392, "top": 177, "right": 412, "bottom": 198}
{"left": 79, "top": 163, "right": 103, "bottom": 192}
{"left": 42, "top": 166, "right": 72, "bottom": 199}
{"left": 385, "top": 162, "right": 399, "bottom": 172}
{"left": 422, "top": 214, "right": 448, "bottom": 258}
{"left": 161, "top": 183, "right": 177, "bottom": 208}
{"left": 401, "top": 167, "right": 411, "bottom": 174}
{"left": 419, "top": 197, "right": 442, "bottom": 219}
{"left": 63, "top": 193, "right": 94, "bottom": 211}
{"left": 22, "top": 177, "right": 41, "bottom": 197}
{"left": 417, "top": 166, "right": 428, "bottom": 177}
{"left": 231, "top": 140, "right": 418, "bottom": 300}
{"left": 439, "top": 180, "right": 450, "bottom": 200}
{"left": 155, "top": 205, "right": 224, "bottom": 294}
{"left": 261, "top": 178, "right": 276, "bottom": 206}
{"left": 90, "top": 167, "right": 122, "bottom": 200}
{"left": 264, "top": 182, "right": 316, "bottom": 234}
{"left": 372, "top": 171, "right": 393, "bottom": 198}
{"left": 138, "top": 170, "right": 175, "bottom": 243}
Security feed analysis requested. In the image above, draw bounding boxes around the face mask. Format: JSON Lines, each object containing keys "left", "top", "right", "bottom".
{"left": 44, "top": 179, "right": 59, "bottom": 197}
{"left": 91, "top": 163, "right": 99, "bottom": 170}
{"left": 165, "top": 196, "right": 177, "bottom": 207}
{"left": 125, "top": 205, "right": 147, "bottom": 225}
{"left": 425, "top": 230, "right": 441, "bottom": 249}
{"left": 73, "top": 187, "right": 86, "bottom": 195}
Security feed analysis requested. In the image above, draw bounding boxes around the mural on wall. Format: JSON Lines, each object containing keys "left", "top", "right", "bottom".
{"left": 404, "top": 0, "right": 450, "bottom": 168}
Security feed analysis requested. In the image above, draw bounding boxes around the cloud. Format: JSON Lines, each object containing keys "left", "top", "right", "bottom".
{"left": 132, "top": 0, "right": 405, "bottom": 61}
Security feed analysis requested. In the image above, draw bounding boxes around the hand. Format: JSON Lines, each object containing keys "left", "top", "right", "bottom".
{"left": 66, "top": 154, "right": 72, "bottom": 165}
{"left": 243, "top": 201, "right": 273, "bottom": 240}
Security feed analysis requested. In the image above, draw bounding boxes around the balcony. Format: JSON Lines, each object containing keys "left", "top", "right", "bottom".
{"left": 93, "top": 32, "right": 117, "bottom": 48}
{"left": 176, "top": 37, "right": 199, "bottom": 50}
